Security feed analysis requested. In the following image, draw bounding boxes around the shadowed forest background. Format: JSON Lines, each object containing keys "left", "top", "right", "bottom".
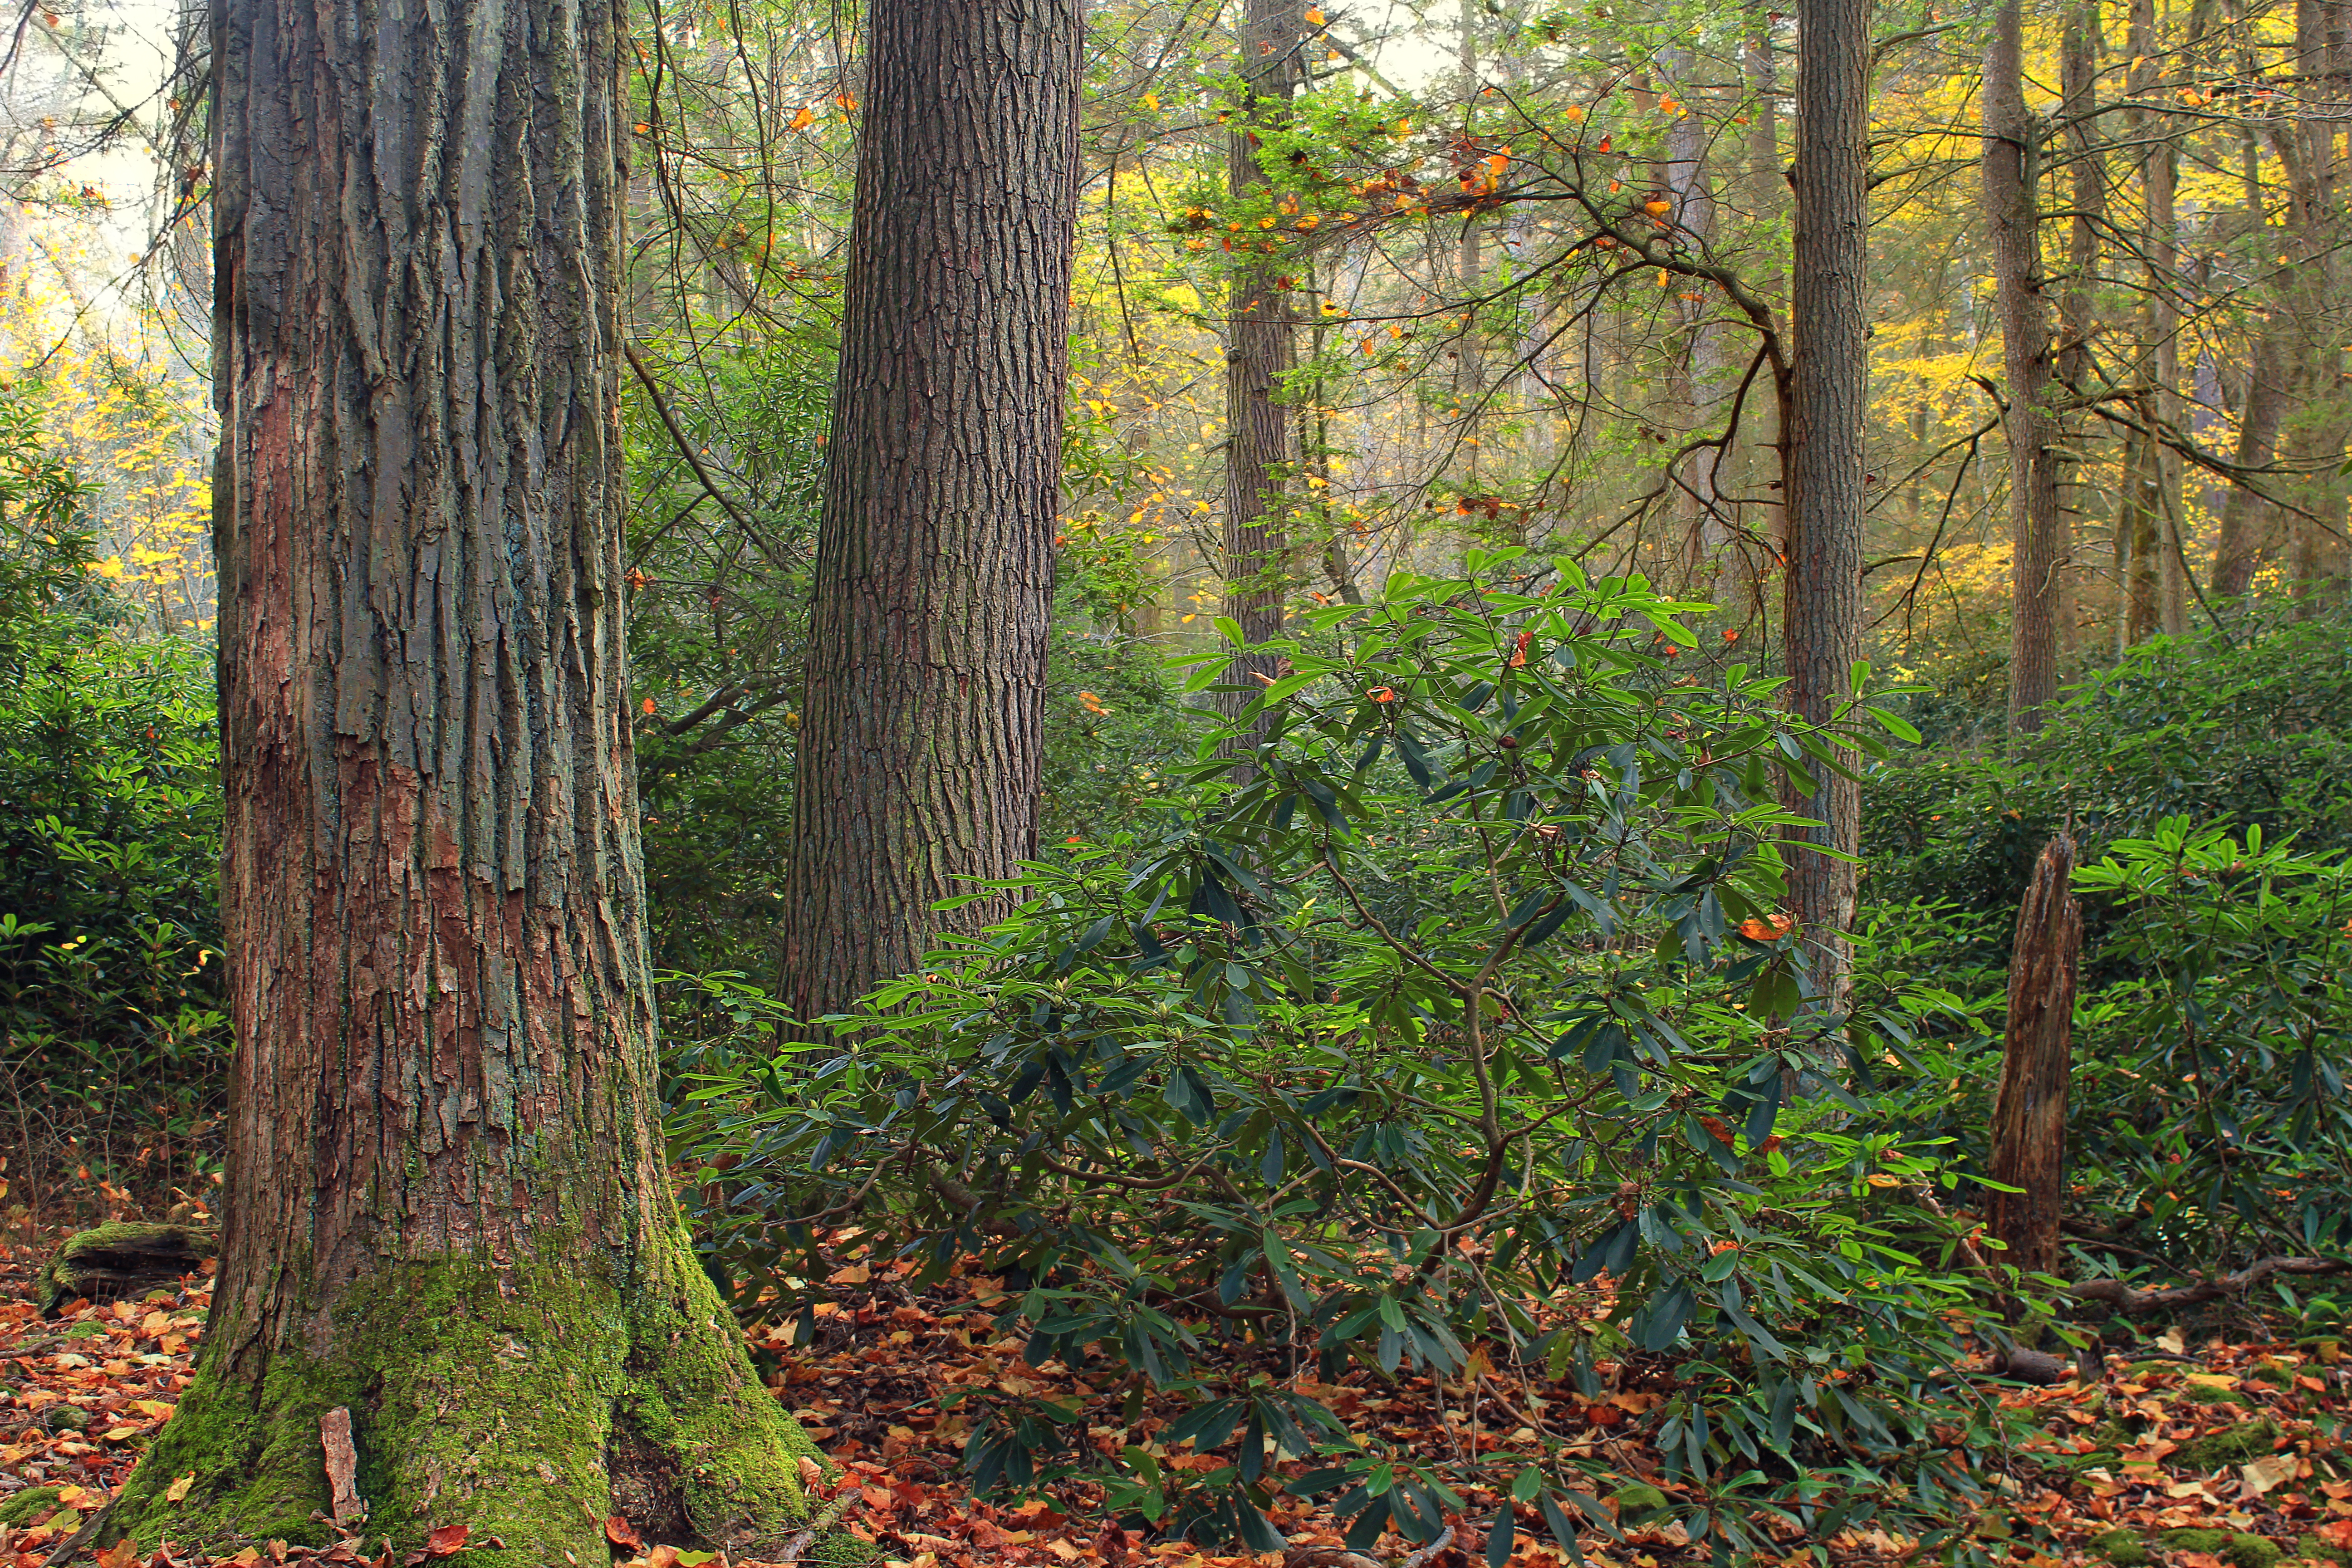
{"left": 5, "top": 0, "right": 2352, "bottom": 1560}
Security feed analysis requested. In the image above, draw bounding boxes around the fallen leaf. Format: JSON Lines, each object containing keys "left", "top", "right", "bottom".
{"left": 166, "top": 1471, "right": 196, "bottom": 1502}
{"left": 426, "top": 1523, "right": 470, "bottom": 1557}
{"left": 607, "top": 1516, "right": 645, "bottom": 1551}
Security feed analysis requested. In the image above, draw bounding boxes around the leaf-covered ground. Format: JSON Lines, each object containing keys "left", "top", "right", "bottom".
{"left": 2, "top": 1238, "right": 2349, "bottom": 1568}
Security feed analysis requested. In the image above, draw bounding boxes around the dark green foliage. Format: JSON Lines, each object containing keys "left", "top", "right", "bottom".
{"left": 0, "top": 386, "right": 226, "bottom": 1212}
{"left": 1860, "top": 619, "right": 2352, "bottom": 1282}
{"left": 675, "top": 550, "right": 2010, "bottom": 1557}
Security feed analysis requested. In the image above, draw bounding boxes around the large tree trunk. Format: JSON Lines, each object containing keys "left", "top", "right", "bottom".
{"left": 1219, "top": 0, "right": 1300, "bottom": 748}
{"left": 101, "top": 0, "right": 823, "bottom": 1556}
{"left": 1986, "top": 0, "right": 2065, "bottom": 735}
{"left": 1989, "top": 834, "right": 2082, "bottom": 1289}
{"left": 777, "top": 0, "right": 1081, "bottom": 1019}
{"left": 1781, "top": 0, "right": 1869, "bottom": 1005}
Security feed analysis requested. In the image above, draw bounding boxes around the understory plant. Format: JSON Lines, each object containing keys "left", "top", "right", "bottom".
{"left": 676, "top": 552, "right": 2009, "bottom": 1561}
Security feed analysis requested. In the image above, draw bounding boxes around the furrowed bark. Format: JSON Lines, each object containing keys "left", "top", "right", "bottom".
{"left": 101, "top": 0, "right": 825, "bottom": 1556}
{"left": 1781, "top": 0, "right": 1869, "bottom": 1005}
{"left": 777, "top": 0, "right": 1082, "bottom": 1020}
{"left": 1219, "top": 0, "right": 1302, "bottom": 761}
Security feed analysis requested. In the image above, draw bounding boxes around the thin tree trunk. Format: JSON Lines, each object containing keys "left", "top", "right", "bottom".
{"left": 1987, "top": 0, "right": 2065, "bottom": 734}
{"left": 778, "top": 0, "right": 1082, "bottom": 1019}
{"left": 2057, "top": 0, "right": 2102, "bottom": 657}
{"left": 1740, "top": 15, "right": 1784, "bottom": 620}
{"left": 1666, "top": 45, "right": 1728, "bottom": 604}
{"left": 100, "top": 0, "right": 823, "bottom": 1555}
{"left": 1782, "top": 0, "right": 1869, "bottom": 1005}
{"left": 1220, "top": 0, "right": 1301, "bottom": 749}
{"left": 1989, "top": 834, "right": 2082, "bottom": 1291}
{"left": 2212, "top": 331, "right": 2288, "bottom": 600}
{"left": 2127, "top": 0, "right": 2190, "bottom": 636}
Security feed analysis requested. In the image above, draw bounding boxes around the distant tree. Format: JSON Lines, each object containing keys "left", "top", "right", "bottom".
{"left": 96, "top": 0, "right": 823, "bottom": 1556}
{"left": 777, "top": 0, "right": 1083, "bottom": 1020}
{"left": 1984, "top": 0, "right": 2064, "bottom": 734}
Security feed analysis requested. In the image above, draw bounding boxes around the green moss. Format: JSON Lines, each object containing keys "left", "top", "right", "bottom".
{"left": 2177, "top": 1418, "right": 2279, "bottom": 1469}
{"left": 2092, "top": 1529, "right": 2153, "bottom": 1567}
{"left": 2156, "top": 1530, "right": 2281, "bottom": 1568}
{"left": 2297, "top": 1533, "right": 2351, "bottom": 1568}
{"left": 0, "top": 1487, "right": 64, "bottom": 1527}
{"left": 64, "top": 1322, "right": 106, "bottom": 1339}
{"left": 98, "top": 1218, "right": 818, "bottom": 1564}
{"left": 2182, "top": 1384, "right": 2254, "bottom": 1408}
{"left": 2097, "top": 1529, "right": 2284, "bottom": 1568}
{"left": 805, "top": 1532, "right": 885, "bottom": 1568}
{"left": 34, "top": 1222, "right": 215, "bottom": 1314}
{"left": 1608, "top": 1484, "right": 1670, "bottom": 1522}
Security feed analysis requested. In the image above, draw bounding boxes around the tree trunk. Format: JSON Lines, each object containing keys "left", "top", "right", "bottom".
{"left": 1986, "top": 0, "right": 2064, "bottom": 735}
{"left": 777, "top": 0, "right": 1082, "bottom": 1019}
{"left": 1988, "top": 834, "right": 2082, "bottom": 1290}
{"left": 2126, "top": 0, "right": 2190, "bottom": 637}
{"left": 2212, "top": 331, "right": 2288, "bottom": 600}
{"left": 1738, "top": 15, "right": 1784, "bottom": 620}
{"left": 101, "top": 0, "right": 823, "bottom": 1556}
{"left": 1781, "top": 0, "right": 1869, "bottom": 1004}
{"left": 1219, "top": 0, "right": 1300, "bottom": 750}
{"left": 2057, "top": 0, "right": 2102, "bottom": 657}
{"left": 1666, "top": 45, "right": 1728, "bottom": 604}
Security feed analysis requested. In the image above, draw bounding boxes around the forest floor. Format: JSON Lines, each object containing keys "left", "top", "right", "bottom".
{"left": 1, "top": 1237, "right": 2349, "bottom": 1568}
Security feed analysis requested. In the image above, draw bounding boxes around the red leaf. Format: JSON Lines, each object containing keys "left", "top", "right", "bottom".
{"left": 426, "top": 1524, "right": 470, "bottom": 1558}
{"left": 606, "top": 1517, "right": 645, "bottom": 1551}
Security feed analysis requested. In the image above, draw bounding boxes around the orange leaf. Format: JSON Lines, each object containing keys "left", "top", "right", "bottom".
{"left": 641, "top": 697, "right": 657, "bottom": 715}
{"left": 790, "top": 106, "right": 817, "bottom": 131}
{"left": 607, "top": 1516, "right": 645, "bottom": 1551}
{"left": 95, "top": 1540, "right": 142, "bottom": 1568}
{"left": 426, "top": 1524, "right": 470, "bottom": 1557}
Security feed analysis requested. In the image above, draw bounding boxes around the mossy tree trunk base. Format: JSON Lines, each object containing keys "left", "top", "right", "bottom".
{"left": 99, "top": 1224, "right": 818, "bottom": 1562}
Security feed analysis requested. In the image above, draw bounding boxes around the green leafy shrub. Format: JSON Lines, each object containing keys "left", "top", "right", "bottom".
{"left": 676, "top": 552, "right": 2009, "bottom": 1558}
{"left": 0, "top": 384, "right": 226, "bottom": 1217}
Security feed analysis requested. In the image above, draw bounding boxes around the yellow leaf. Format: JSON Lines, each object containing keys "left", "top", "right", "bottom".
{"left": 789, "top": 105, "right": 816, "bottom": 131}
{"left": 1305, "top": 5, "right": 1325, "bottom": 21}
{"left": 166, "top": 1473, "right": 196, "bottom": 1503}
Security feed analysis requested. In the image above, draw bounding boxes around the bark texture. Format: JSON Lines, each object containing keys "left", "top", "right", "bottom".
{"left": 1781, "top": 0, "right": 1869, "bottom": 1001}
{"left": 1988, "top": 834, "right": 2082, "bottom": 1288}
{"left": 1986, "top": 0, "right": 2065, "bottom": 735}
{"left": 104, "top": 0, "right": 824, "bottom": 1556}
{"left": 777, "top": 0, "right": 1082, "bottom": 1020}
{"left": 1219, "top": 0, "right": 1301, "bottom": 747}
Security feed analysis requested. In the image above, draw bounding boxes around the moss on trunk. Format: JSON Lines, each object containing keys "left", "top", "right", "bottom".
{"left": 99, "top": 1225, "right": 819, "bottom": 1563}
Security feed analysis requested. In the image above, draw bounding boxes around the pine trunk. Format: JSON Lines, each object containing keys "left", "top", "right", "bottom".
{"left": 1987, "top": 0, "right": 2064, "bottom": 735}
{"left": 1989, "top": 834, "right": 2082, "bottom": 1287}
{"left": 102, "top": 0, "right": 823, "bottom": 1556}
{"left": 1781, "top": 0, "right": 1869, "bottom": 1002}
{"left": 777, "top": 0, "right": 1082, "bottom": 1019}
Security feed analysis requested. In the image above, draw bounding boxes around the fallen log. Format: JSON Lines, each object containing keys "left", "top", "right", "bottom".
{"left": 2072, "top": 1254, "right": 2351, "bottom": 1313}
{"left": 35, "top": 1221, "right": 217, "bottom": 1315}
